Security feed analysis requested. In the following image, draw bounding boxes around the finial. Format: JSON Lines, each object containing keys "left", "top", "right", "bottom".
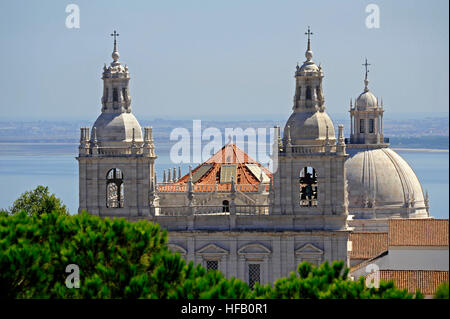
{"left": 350, "top": 98, "right": 353, "bottom": 108}
{"left": 287, "top": 125, "right": 292, "bottom": 146}
{"left": 92, "top": 127, "right": 98, "bottom": 143}
{"left": 304, "top": 26, "right": 314, "bottom": 61}
{"left": 362, "top": 58, "right": 371, "bottom": 92}
{"left": 163, "top": 169, "right": 166, "bottom": 183}
{"left": 305, "top": 26, "right": 313, "bottom": 51}
{"left": 230, "top": 176, "right": 236, "bottom": 193}
{"left": 381, "top": 97, "right": 383, "bottom": 107}
{"left": 110, "top": 30, "right": 120, "bottom": 62}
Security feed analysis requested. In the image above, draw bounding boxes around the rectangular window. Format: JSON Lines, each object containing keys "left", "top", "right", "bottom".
{"left": 113, "top": 88, "right": 118, "bottom": 102}
{"left": 369, "top": 119, "right": 374, "bottom": 133}
{"left": 359, "top": 119, "right": 365, "bottom": 133}
{"left": 248, "top": 264, "right": 260, "bottom": 289}
{"left": 206, "top": 260, "right": 218, "bottom": 272}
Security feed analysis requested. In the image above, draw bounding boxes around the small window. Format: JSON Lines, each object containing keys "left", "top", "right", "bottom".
{"left": 222, "top": 200, "right": 230, "bottom": 213}
{"left": 248, "top": 264, "right": 260, "bottom": 289}
{"left": 104, "top": 88, "right": 109, "bottom": 103}
{"left": 369, "top": 119, "right": 374, "bottom": 133}
{"left": 360, "top": 119, "right": 365, "bottom": 133}
{"left": 113, "top": 88, "right": 119, "bottom": 102}
{"left": 206, "top": 260, "right": 218, "bottom": 272}
{"left": 305, "top": 86, "right": 312, "bottom": 100}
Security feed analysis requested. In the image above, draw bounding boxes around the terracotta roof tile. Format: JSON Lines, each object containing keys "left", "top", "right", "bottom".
{"left": 388, "top": 219, "right": 449, "bottom": 247}
{"left": 377, "top": 270, "right": 449, "bottom": 296}
{"left": 161, "top": 144, "right": 272, "bottom": 192}
{"left": 349, "top": 232, "right": 388, "bottom": 259}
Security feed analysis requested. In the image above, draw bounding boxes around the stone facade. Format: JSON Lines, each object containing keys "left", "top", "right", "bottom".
{"left": 78, "top": 32, "right": 431, "bottom": 286}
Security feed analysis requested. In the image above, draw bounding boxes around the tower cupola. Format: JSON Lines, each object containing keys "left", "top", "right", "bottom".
{"left": 349, "top": 59, "right": 387, "bottom": 145}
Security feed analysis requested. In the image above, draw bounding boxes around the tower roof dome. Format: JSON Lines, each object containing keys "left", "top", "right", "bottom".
{"left": 92, "top": 112, "right": 143, "bottom": 144}
{"left": 284, "top": 111, "right": 336, "bottom": 144}
{"left": 356, "top": 90, "right": 378, "bottom": 109}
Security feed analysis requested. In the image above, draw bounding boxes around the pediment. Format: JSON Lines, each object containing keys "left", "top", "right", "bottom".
{"left": 295, "top": 243, "right": 324, "bottom": 256}
{"left": 168, "top": 244, "right": 187, "bottom": 256}
{"left": 237, "top": 243, "right": 271, "bottom": 256}
{"left": 196, "top": 243, "right": 229, "bottom": 256}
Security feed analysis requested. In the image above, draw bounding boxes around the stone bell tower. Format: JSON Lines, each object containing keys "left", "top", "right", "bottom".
{"left": 77, "top": 31, "right": 157, "bottom": 217}
{"left": 271, "top": 27, "right": 349, "bottom": 230}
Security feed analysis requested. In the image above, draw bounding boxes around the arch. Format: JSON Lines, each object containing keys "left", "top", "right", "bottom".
{"left": 299, "top": 167, "right": 318, "bottom": 207}
{"left": 106, "top": 168, "right": 124, "bottom": 208}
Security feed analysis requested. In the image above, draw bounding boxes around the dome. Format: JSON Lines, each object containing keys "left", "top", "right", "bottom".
{"left": 298, "top": 61, "right": 320, "bottom": 73}
{"left": 345, "top": 147, "right": 428, "bottom": 218}
{"left": 284, "top": 111, "right": 336, "bottom": 144}
{"left": 356, "top": 90, "right": 378, "bottom": 109}
{"left": 92, "top": 112, "right": 143, "bottom": 143}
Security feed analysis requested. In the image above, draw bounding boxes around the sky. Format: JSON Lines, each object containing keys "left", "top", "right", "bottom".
{"left": 0, "top": 0, "right": 448, "bottom": 121}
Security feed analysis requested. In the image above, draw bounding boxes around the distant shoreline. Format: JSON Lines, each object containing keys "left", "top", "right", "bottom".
{"left": 0, "top": 142, "right": 448, "bottom": 153}
{"left": 392, "top": 148, "right": 449, "bottom": 153}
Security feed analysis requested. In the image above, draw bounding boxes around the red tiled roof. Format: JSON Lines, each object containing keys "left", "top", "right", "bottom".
{"left": 176, "top": 144, "right": 272, "bottom": 187}
{"left": 376, "top": 270, "right": 449, "bottom": 296}
{"left": 388, "top": 219, "right": 449, "bottom": 247}
{"left": 349, "top": 233, "right": 388, "bottom": 260}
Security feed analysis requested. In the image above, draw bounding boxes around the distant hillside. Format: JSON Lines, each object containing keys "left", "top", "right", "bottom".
{"left": 0, "top": 117, "right": 448, "bottom": 150}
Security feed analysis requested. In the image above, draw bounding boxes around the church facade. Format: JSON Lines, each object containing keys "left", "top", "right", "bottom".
{"left": 77, "top": 30, "right": 429, "bottom": 287}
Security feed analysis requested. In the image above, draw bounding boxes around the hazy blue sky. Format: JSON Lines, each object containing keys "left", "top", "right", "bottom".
{"left": 0, "top": 0, "right": 448, "bottom": 121}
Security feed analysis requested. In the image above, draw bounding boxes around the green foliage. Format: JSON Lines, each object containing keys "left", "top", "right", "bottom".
{"left": 434, "top": 282, "right": 449, "bottom": 299}
{"left": 0, "top": 188, "right": 422, "bottom": 299}
{"left": 4, "top": 185, "right": 69, "bottom": 217}
{"left": 252, "top": 260, "right": 419, "bottom": 299}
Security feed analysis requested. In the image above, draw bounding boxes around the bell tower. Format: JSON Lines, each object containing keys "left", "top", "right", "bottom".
{"left": 271, "top": 27, "right": 349, "bottom": 230}
{"left": 77, "top": 31, "right": 157, "bottom": 217}
{"left": 349, "top": 59, "right": 387, "bottom": 146}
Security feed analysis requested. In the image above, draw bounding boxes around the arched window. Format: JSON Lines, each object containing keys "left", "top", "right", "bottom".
{"left": 305, "top": 86, "right": 312, "bottom": 100}
{"left": 299, "top": 167, "right": 318, "bottom": 207}
{"left": 106, "top": 168, "right": 124, "bottom": 208}
{"left": 222, "top": 200, "right": 230, "bottom": 213}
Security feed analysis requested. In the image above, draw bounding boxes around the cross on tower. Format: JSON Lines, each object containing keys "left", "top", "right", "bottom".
{"left": 362, "top": 58, "right": 371, "bottom": 78}
{"left": 305, "top": 26, "right": 313, "bottom": 50}
{"left": 110, "top": 30, "right": 119, "bottom": 45}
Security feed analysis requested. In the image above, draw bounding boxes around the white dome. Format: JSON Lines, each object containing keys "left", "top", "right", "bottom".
{"left": 92, "top": 112, "right": 143, "bottom": 143}
{"left": 345, "top": 147, "right": 428, "bottom": 218}
{"left": 284, "top": 111, "right": 336, "bottom": 144}
{"left": 356, "top": 90, "right": 378, "bottom": 109}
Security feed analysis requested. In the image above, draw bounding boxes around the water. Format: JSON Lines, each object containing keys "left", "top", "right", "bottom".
{"left": 0, "top": 143, "right": 448, "bottom": 219}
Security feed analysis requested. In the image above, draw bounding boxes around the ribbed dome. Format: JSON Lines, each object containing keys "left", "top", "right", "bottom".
{"left": 92, "top": 112, "right": 143, "bottom": 143}
{"left": 284, "top": 111, "right": 335, "bottom": 144}
{"left": 356, "top": 90, "right": 378, "bottom": 109}
{"left": 345, "top": 147, "right": 428, "bottom": 218}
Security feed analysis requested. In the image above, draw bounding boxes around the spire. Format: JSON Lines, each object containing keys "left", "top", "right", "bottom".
{"left": 304, "top": 26, "right": 314, "bottom": 62}
{"left": 111, "top": 30, "right": 120, "bottom": 63}
{"left": 362, "top": 58, "right": 371, "bottom": 92}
